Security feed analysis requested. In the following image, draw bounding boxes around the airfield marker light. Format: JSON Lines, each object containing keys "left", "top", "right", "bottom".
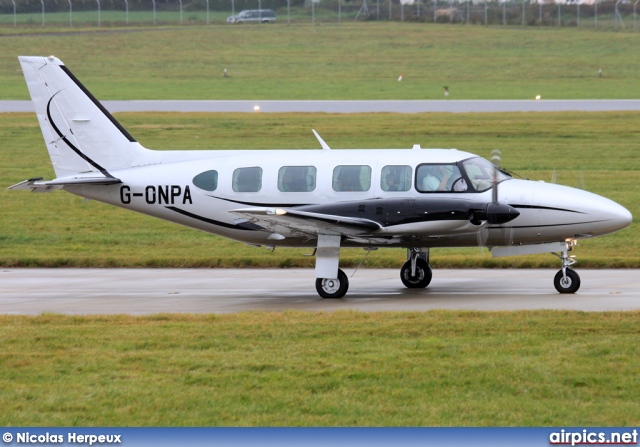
{"left": 535, "top": 95, "right": 541, "bottom": 100}
{"left": 254, "top": 105, "right": 260, "bottom": 112}
{"left": 398, "top": 74, "right": 403, "bottom": 81}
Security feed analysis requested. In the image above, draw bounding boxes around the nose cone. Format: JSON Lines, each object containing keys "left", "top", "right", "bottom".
{"left": 603, "top": 199, "right": 633, "bottom": 233}
{"left": 570, "top": 189, "right": 632, "bottom": 236}
{"left": 533, "top": 182, "right": 632, "bottom": 237}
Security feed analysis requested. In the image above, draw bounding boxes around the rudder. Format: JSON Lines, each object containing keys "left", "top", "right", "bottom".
{"left": 19, "top": 56, "right": 153, "bottom": 178}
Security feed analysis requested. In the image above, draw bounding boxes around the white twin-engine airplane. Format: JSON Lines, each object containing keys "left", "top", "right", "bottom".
{"left": 11, "top": 56, "right": 632, "bottom": 298}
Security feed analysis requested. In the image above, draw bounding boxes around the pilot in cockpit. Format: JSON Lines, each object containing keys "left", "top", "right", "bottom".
{"left": 419, "top": 164, "right": 467, "bottom": 192}
{"left": 421, "top": 165, "right": 452, "bottom": 191}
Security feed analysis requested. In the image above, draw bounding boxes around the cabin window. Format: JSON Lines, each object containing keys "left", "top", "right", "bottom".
{"left": 233, "top": 167, "right": 262, "bottom": 192}
{"left": 333, "top": 165, "right": 372, "bottom": 192}
{"left": 278, "top": 166, "right": 317, "bottom": 192}
{"left": 192, "top": 170, "right": 218, "bottom": 192}
{"left": 381, "top": 165, "right": 412, "bottom": 192}
{"left": 416, "top": 163, "right": 467, "bottom": 193}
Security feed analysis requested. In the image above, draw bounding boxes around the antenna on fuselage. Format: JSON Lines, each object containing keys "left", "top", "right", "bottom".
{"left": 312, "top": 129, "right": 331, "bottom": 151}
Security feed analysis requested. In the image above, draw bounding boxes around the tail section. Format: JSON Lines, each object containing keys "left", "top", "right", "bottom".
{"left": 19, "top": 56, "right": 153, "bottom": 178}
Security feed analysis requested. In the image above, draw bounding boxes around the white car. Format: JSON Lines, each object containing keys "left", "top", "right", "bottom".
{"left": 226, "top": 9, "right": 276, "bottom": 23}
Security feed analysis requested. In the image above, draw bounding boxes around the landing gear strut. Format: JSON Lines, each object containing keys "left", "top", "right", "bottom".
{"left": 552, "top": 241, "right": 580, "bottom": 293}
{"left": 314, "top": 235, "right": 348, "bottom": 298}
{"left": 400, "top": 248, "right": 432, "bottom": 289}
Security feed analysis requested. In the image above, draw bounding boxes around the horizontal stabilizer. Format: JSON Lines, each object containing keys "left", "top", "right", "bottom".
{"left": 8, "top": 175, "right": 121, "bottom": 192}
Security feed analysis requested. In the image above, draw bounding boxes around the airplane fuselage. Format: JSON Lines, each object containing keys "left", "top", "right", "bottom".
{"left": 71, "top": 147, "right": 631, "bottom": 250}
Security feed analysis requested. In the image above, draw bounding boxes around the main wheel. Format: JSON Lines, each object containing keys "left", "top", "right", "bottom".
{"left": 315, "top": 268, "right": 349, "bottom": 298}
{"left": 400, "top": 259, "right": 432, "bottom": 289}
{"left": 554, "top": 268, "right": 581, "bottom": 294}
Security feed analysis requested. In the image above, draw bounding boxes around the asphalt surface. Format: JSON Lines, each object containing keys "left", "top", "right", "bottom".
{"left": 1, "top": 269, "right": 638, "bottom": 314}
{"left": 4, "top": 99, "right": 640, "bottom": 113}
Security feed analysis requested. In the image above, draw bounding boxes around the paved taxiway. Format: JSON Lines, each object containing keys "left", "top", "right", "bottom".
{"left": 1, "top": 269, "right": 638, "bottom": 314}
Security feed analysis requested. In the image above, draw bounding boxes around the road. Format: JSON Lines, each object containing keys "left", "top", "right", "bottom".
{"left": 1, "top": 269, "right": 638, "bottom": 314}
{"left": 4, "top": 99, "right": 640, "bottom": 113}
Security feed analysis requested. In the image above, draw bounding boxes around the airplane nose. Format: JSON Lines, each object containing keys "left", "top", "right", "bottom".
{"left": 607, "top": 201, "right": 633, "bottom": 232}
{"left": 527, "top": 181, "right": 633, "bottom": 238}
{"left": 564, "top": 189, "right": 632, "bottom": 236}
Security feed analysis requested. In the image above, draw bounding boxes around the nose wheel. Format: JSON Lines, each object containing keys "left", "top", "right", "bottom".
{"left": 552, "top": 241, "right": 580, "bottom": 293}
{"left": 554, "top": 268, "right": 580, "bottom": 294}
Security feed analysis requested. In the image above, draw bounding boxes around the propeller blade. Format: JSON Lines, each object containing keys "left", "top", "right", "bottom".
{"left": 476, "top": 226, "right": 489, "bottom": 252}
{"left": 491, "top": 149, "right": 501, "bottom": 204}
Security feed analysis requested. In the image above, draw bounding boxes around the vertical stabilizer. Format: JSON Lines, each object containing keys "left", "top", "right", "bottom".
{"left": 19, "top": 56, "right": 154, "bottom": 178}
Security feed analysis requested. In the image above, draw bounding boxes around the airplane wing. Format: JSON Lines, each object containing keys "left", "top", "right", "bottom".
{"left": 8, "top": 176, "right": 122, "bottom": 192}
{"left": 230, "top": 207, "right": 382, "bottom": 238}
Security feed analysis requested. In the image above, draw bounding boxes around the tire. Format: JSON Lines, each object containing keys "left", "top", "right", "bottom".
{"left": 400, "top": 259, "right": 432, "bottom": 289}
{"left": 315, "top": 268, "right": 349, "bottom": 298}
{"left": 554, "top": 268, "right": 581, "bottom": 294}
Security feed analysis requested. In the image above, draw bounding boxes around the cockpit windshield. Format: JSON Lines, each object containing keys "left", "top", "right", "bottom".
{"left": 461, "top": 157, "right": 511, "bottom": 192}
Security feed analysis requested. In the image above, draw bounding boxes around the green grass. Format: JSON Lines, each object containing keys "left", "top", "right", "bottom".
{"left": 0, "top": 111, "right": 637, "bottom": 268}
{"left": 1, "top": 311, "right": 639, "bottom": 426}
{"left": 2, "top": 24, "right": 640, "bottom": 100}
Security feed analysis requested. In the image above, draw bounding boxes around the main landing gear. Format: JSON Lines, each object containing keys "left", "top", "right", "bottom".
{"left": 313, "top": 241, "right": 434, "bottom": 298}
{"left": 315, "top": 269, "right": 349, "bottom": 299}
{"left": 400, "top": 248, "right": 432, "bottom": 289}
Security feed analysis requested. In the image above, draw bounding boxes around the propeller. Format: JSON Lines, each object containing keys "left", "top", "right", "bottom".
{"left": 474, "top": 149, "right": 519, "bottom": 250}
{"left": 476, "top": 226, "right": 489, "bottom": 252}
{"left": 485, "top": 149, "right": 518, "bottom": 224}
{"left": 491, "top": 149, "right": 501, "bottom": 204}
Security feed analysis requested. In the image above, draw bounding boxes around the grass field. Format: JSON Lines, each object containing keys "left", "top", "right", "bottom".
{"left": 2, "top": 24, "right": 640, "bottom": 100}
{"left": 1, "top": 110, "right": 637, "bottom": 269}
{"left": 1, "top": 311, "right": 639, "bottom": 426}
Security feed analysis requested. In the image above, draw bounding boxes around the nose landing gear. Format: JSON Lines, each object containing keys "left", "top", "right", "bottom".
{"left": 552, "top": 240, "right": 580, "bottom": 294}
